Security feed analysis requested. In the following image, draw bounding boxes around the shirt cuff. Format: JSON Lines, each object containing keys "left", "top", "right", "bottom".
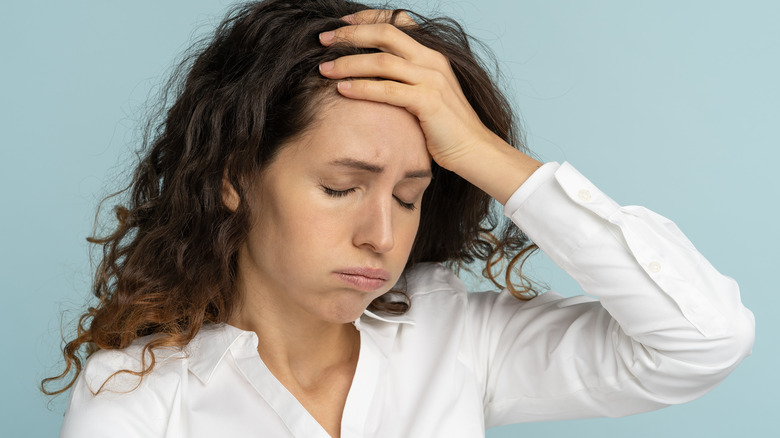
{"left": 503, "top": 161, "right": 621, "bottom": 268}
{"left": 502, "top": 161, "right": 560, "bottom": 216}
{"left": 502, "top": 161, "right": 744, "bottom": 338}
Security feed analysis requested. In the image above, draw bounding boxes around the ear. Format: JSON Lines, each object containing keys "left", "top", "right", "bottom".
{"left": 221, "top": 177, "right": 240, "bottom": 212}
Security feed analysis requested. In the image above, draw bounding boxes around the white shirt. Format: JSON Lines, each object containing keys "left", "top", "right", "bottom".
{"left": 59, "top": 162, "right": 755, "bottom": 437}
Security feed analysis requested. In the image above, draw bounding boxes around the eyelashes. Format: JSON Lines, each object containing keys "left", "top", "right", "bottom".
{"left": 321, "top": 186, "right": 417, "bottom": 211}
{"left": 322, "top": 186, "right": 355, "bottom": 198}
{"left": 394, "top": 197, "right": 417, "bottom": 211}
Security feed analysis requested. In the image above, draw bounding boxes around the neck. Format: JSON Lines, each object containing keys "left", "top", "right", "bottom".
{"left": 229, "top": 280, "right": 361, "bottom": 390}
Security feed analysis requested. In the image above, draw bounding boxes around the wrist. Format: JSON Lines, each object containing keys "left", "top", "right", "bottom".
{"left": 445, "top": 134, "right": 542, "bottom": 205}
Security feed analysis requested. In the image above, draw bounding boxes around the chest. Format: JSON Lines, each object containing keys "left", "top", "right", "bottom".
{"left": 181, "top": 329, "right": 485, "bottom": 437}
{"left": 281, "top": 365, "right": 356, "bottom": 437}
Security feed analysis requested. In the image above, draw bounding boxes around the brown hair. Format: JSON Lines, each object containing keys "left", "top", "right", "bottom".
{"left": 42, "top": 0, "right": 537, "bottom": 396}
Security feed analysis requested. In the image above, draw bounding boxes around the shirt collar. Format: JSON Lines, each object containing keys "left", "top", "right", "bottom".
{"left": 355, "top": 309, "right": 416, "bottom": 357}
{"left": 361, "top": 308, "right": 415, "bottom": 325}
{"left": 185, "top": 309, "right": 414, "bottom": 384}
{"left": 185, "top": 323, "right": 252, "bottom": 384}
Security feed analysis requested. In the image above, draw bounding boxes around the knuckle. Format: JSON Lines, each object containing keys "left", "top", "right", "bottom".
{"left": 432, "top": 52, "right": 450, "bottom": 69}
{"left": 396, "top": 11, "right": 416, "bottom": 27}
{"left": 361, "top": 80, "right": 377, "bottom": 95}
{"left": 423, "top": 87, "right": 443, "bottom": 108}
{"left": 338, "top": 26, "right": 356, "bottom": 41}
{"left": 377, "top": 23, "right": 396, "bottom": 38}
{"left": 430, "top": 70, "right": 449, "bottom": 88}
{"left": 348, "top": 10, "right": 374, "bottom": 24}
{"left": 376, "top": 52, "right": 394, "bottom": 67}
{"left": 377, "top": 10, "right": 394, "bottom": 24}
{"left": 382, "top": 82, "right": 397, "bottom": 99}
{"left": 348, "top": 26, "right": 360, "bottom": 40}
{"left": 351, "top": 80, "right": 366, "bottom": 91}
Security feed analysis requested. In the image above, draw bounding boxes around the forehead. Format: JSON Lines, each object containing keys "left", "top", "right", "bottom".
{"left": 286, "top": 97, "right": 430, "bottom": 171}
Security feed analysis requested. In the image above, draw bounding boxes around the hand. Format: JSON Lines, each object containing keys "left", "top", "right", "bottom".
{"left": 318, "top": 10, "right": 497, "bottom": 172}
{"left": 318, "top": 10, "right": 542, "bottom": 204}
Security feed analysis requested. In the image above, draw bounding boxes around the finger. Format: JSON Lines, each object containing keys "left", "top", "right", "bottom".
{"left": 321, "top": 23, "right": 430, "bottom": 63}
{"left": 336, "top": 80, "right": 429, "bottom": 115}
{"left": 342, "top": 9, "right": 416, "bottom": 27}
{"left": 319, "top": 52, "right": 428, "bottom": 84}
{"left": 320, "top": 27, "right": 460, "bottom": 93}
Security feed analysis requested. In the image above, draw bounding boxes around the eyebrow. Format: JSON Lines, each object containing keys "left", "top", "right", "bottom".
{"left": 329, "top": 158, "right": 432, "bottom": 179}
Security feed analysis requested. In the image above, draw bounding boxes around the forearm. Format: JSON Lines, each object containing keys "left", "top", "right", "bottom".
{"left": 476, "top": 163, "right": 754, "bottom": 425}
{"left": 507, "top": 163, "right": 755, "bottom": 379}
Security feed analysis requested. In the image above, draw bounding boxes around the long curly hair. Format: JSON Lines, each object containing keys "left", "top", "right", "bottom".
{"left": 42, "top": 0, "right": 537, "bottom": 396}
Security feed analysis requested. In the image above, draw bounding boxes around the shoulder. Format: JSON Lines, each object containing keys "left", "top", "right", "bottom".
{"left": 403, "top": 262, "right": 467, "bottom": 298}
{"left": 60, "top": 336, "right": 187, "bottom": 438}
{"left": 401, "top": 262, "right": 502, "bottom": 319}
{"left": 81, "top": 335, "right": 186, "bottom": 393}
{"left": 398, "top": 263, "right": 468, "bottom": 313}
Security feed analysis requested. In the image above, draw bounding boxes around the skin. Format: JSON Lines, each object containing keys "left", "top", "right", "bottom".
{"left": 321, "top": 12, "right": 543, "bottom": 204}
{"left": 227, "top": 98, "right": 432, "bottom": 435}
{"left": 230, "top": 9, "right": 544, "bottom": 437}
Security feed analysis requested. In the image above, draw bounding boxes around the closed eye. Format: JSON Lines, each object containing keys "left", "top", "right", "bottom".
{"left": 394, "top": 196, "right": 416, "bottom": 211}
{"left": 322, "top": 185, "right": 417, "bottom": 211}
{"left": 322, "top": 186, "right": 356, "bottom": 197}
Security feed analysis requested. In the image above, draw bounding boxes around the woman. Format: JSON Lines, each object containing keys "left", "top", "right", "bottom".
{"left": 45, "top": 0, "right": 755, "bottom": 436}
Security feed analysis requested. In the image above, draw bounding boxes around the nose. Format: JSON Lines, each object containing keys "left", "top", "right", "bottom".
{"left": 354, "top": 196, "right": 395, "bottom": 253}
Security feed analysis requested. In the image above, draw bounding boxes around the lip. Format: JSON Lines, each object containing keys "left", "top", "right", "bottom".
{"left": 335, "top": 267, "right": 391, "bottom": 292}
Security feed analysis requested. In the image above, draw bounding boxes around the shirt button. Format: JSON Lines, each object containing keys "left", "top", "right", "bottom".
{"left": 577, "top": 189, "right": 592, "bottom": 202}
{"left": 648, "top": 261, "right": 662, "bottom": 273}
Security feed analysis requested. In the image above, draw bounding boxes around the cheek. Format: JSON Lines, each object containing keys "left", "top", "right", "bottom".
{"left": 397, "top": 213, "right": 422, "bottom": 253}
{"left": 280, "top": 194, "right": 352, "bottom": 260}
{"left": 248, "top": 189, "right": 314, "bottom": 262}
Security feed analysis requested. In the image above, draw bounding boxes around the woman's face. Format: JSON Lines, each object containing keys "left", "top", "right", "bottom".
{"left": 236, "top": 98, "right": 432, "bottom": 324}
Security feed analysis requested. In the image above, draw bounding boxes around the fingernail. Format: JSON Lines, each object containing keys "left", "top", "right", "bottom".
{"left": 337, "top": 81, "right": 351, "bottom": 90}
{"left": 319, "top": 61, "right": 334, "bottom": 72}
{"left": 319, "top": 31, "right": 334, "bottom": 43}
{"left": 341, "top": 14, "right": 355, "bottom": 23}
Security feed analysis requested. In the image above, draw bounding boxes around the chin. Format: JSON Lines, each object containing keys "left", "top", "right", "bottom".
{"left": 323, "top": 293, "right": 379, "bottom": 323}
{"left": 327, "top": 305, "right": 370, "bottom": 324}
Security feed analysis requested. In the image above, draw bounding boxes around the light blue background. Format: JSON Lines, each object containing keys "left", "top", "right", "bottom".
{"left": 2, "top": 1, "right": 777, "bottom": 437}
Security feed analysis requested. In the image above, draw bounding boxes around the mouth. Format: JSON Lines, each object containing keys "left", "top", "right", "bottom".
{"left": 335, "top": 267, "right": 391, "bottom": 292}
